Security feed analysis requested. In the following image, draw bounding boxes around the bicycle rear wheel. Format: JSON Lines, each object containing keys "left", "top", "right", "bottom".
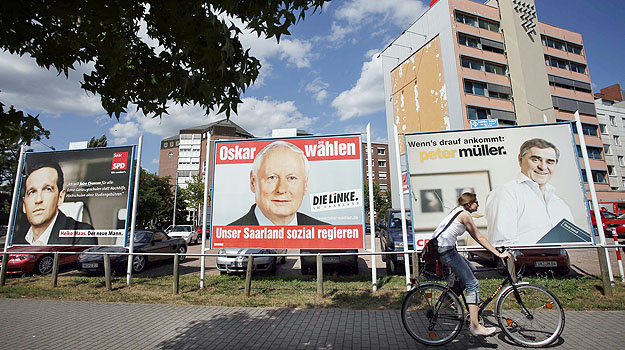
{"left": 401, "top": 283, "right": 464, "bottom": 346}
{"left": 496, "top": 283, "right": 565, "bottom": 347}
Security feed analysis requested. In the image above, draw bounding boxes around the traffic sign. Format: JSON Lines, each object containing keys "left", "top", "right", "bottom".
{"left": 470, "top": 119, "right": 499, "bottom": 128}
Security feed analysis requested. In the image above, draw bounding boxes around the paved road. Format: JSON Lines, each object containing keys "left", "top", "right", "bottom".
{"left": 0, "top": 298, "right": 622, "bottom": 349}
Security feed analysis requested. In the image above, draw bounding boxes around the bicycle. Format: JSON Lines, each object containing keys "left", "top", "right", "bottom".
{"left": 401, "top": 250, "right": 565, "bottom": 347}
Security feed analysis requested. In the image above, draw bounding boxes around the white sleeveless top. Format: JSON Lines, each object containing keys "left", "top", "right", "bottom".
{"left": 431, "top": 207, "right": 467, "bottom": 247}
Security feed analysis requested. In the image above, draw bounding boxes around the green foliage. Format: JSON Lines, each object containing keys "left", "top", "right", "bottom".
{"left": 364, "top": 182, "right": 392, "bottom": 220}
{"left": 136, "top": 168, "right": 184, "bottom": 227}
{"left": 0, "top": 101, "right": 50, "bottom": 214}
{"left": 87, "top": 135, "right": 107, "bottom": 148}
{"left": 180, "top": 174, "right": 207, "bottom": 211}
{"left": 0, "top": 0, "right": 330, "bottom": 119}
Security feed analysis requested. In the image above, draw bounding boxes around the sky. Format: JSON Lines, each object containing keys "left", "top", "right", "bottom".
{"left": 1, "top": 0, "right": 624, "bottom": 175}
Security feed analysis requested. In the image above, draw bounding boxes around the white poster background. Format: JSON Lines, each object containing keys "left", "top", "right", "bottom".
{"left": 404, "top": 123, "right": 592, "bottom": 248}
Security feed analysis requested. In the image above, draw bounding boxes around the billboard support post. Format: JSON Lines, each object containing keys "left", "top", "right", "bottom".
{"left": 393, "top": 125, "right": 411, "bottom": 291}
{"left": 200, "top": 134, "right": 211, "bottom": 289}
{"left": 172, "top": 172, "right": 178, "bottom": 226}
{"left": 366, "top": 124, "right": 377, "bottom": 292}
{"left": 127, "top": 135, "right": 143, "bottom": 285}
{"left": 51, "top": 252, "right": 59, "bottom": 287}
{"left": 575, "top": 111, "right": 614, "bottom": 291}
{"left": 1, "top": 144, "right": 26, "bottom": 284}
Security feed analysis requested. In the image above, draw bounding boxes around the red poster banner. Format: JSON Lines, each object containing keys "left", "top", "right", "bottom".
{"left": 215, "top": 136, "right": 361, "bottom": 164}
{"left": 211, "top": 225, "right": 364, "bottom": 249}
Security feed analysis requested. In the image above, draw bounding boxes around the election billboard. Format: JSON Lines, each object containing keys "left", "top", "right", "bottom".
{"left": 10, "top": 146, "right": 135, "bottom": 246}
{"left": 404, "top": 123, "right": 592, "bottom": 249}
{"left": 210, "top": 134, "right": 365, "bottom": 249}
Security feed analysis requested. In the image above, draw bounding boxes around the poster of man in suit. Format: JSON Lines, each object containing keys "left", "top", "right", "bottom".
{"left": 210, "top": 135, "right": 365, "bottom": 249}
{"left": 9, "top": 146, "right": 135, "bottom": 247}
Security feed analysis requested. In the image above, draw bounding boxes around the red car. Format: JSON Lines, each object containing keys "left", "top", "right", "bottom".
{"left": 0, "top": 245, "right": 90, "bottom": 275}
{"left": 196, "top": 225, "right": 210, "bottom": 240}
{"left": 590, "top": 209, "right": 625, "bottom": 238}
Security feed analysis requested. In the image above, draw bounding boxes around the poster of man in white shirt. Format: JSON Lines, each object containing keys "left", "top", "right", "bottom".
{"left": 485, "top": 138, "right": 577, "bottom": 246}
{"left": 403, "top": 123, "right": 593, "bottom": 249}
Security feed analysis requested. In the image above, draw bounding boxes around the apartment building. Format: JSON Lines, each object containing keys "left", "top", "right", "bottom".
{"left": 158, "top": 119, "right": 254, "bottom": 189}
{"left": 380, "top": 0, "right": 616, "bottom": 202}
{"left": 362, "top": 142, "right": 391, "bottom": 193}
{"left": 595, "top": 84, "right": 625, "bottom": 193}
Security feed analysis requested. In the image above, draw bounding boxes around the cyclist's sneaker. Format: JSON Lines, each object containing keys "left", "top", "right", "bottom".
{"left": 469, "top": 326, "right": 496, "bottom": 337}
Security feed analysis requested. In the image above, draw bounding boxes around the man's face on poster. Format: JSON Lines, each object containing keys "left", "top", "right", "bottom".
{"left": 22, "top": 167, "right": 65, "bottom": 230}
{"left": 519, "top": 146, "right": 558, "bottom": 186}
{"left": 251, "top": 146, "right": 308, "bottom": 224}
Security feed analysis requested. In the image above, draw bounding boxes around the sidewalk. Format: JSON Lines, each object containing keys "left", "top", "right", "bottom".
{"left": 0, "top": 298, "right": 622, "bottom": 349}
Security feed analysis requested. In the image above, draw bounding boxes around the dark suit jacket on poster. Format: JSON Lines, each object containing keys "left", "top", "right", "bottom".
{"left": 229, "top": 204, "right": 329, "bottom": 226}
{"left": 12, "top": 210, "right": 98, "bottom": 245}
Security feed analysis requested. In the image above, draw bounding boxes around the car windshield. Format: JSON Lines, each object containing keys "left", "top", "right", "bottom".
{"left": 390, "top": 212, "right": 412, "bottom": 228}
{"left": 133, "top": 231, "right": 153, "bottom": 243}
{"left": 603, "top": 211, "right": 617, "bottom": 219}
{"left": 171, "top": 226, "right": 191, "bottom": 232}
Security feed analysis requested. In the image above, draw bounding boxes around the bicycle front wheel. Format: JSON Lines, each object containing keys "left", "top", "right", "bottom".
{"left": 496, "top": 283, "right": 565, "bottom": 347}
{"left": 401, "top": 283, "right": 464, "bottom": 346}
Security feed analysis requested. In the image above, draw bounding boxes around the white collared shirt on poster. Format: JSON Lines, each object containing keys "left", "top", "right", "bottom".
{"left": 25, "top": 212, "right": 59, "bottom": 245}
{"left": 485, "top": 173, "right": 574, "bottom": 246}
{"left": 254, "top": 205, "right": 298, "bottom": 226}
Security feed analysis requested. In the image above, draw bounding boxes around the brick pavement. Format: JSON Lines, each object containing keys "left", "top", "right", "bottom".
{"left": 0, "top": 299, "right": 622, "bottom": 349}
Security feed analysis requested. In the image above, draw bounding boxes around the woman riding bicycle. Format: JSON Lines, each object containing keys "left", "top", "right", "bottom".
{"left": 432, "top": 192, "right": 510, "bottom": 337}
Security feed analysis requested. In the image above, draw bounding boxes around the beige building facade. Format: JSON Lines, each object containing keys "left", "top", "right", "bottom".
{"left": 381, "top": 0, "right": 613, "bottom": 203}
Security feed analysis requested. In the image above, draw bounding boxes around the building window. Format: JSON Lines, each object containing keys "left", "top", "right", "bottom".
{"left": 569, "top": 61, "right": 586, "bottom": 74}
{"left": 484, "top": 62, "right": 506, "bottom": 75}
{"left": 577, "top": 146, "right": 603, "bottom": 160}
{"left": 377, "top": 148, "right": 386, "bottom": 156}
{"left": 541, "top": 35, "right": 583, "bottom": 55}
{"left": 458, "top": 33, "right": 480, "bottom": 48}
{"left": 455, "top": 11, "right": 477, "bottom": 26}
{"left": 615, "top": 135, "right": 622, "bottom": 146}
{"left": 581, "top": 170, "right": 607, "bottom": 184}
{"left": 572, "top": 124, "right": 598, "bottom": 137}
{"left": 464, "top": 80, "right": 486, "bottom": 96}
{"left": 467, "top": 106, "right": 489, "bottom": 120}
{"left": 455, "top": 11, "right": 499, "bottom": 32}
{"left": 604, "top": 144, "right": 613, "bottom": 155}
{"left": 545, "top": 55, "right": 586, "bottom": 74}
{"left": 461, "top": 57, "right": 483, "bottom": 70}
{"left": 619, "top": 156, "right": 625, "bottom": 166}
{"left": 379, "top": 184, "right": 388, "bottom": 192}
{"left": 610, "top": 116, "right": 617, "bottom": 126}
{"left": 608, "top": 165, "right": 615, "bottom": 176}
{"left": 378, "top": 160, "right": 386, "bottom": 167}
{"left": 379, "top": 171, "right": 387, "bottom": 179}
{"left": 478, "top": 18, "right": 499, "bottom": 32}
{"left": 600, "top": 124, "right": 608, "bottom": 134}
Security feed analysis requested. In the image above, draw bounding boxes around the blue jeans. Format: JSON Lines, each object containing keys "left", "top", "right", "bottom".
{"left": 438, "top": 246, "right": 479, "bottom": 304}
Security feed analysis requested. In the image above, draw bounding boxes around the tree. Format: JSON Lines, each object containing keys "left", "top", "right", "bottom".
{"left": 88, "top": 134, "right": 107, "bottom": 148}
{"left": 0, "top": 1, "right": 330, "bottom": 121}
{"left": 136, "top": 168, "right": 185, "bottom": 227}
{"left": 364, "top": 182, "right": 392, "bottom": 221}
{"left": 1, "top": 101, "right": 50, "bottom": 216}
{"left": 180, "top": 174, "right": 209, "bottom": 226}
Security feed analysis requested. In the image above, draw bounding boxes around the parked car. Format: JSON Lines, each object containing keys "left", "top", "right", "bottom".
{"left": 77, "top": 230, "right": 187, "bottom": 274}
{"left": 196, "top": 224, "right": 210, "bottom": 240}
{"left": 468, "top": 248, "right": 571, "bottom": 276}
{"left": 590, "top": 209, "right": 625, "bottom": 238}
{"left": 378, "top": 209, "right": 414, "bottom": 275}
{"left": 167, "top": 224, "right": 199, "bottom": 244}
{"left": 300, "top": 249, "right": 359, "bottom": 275}
{"left": 0, "top": 245, "right": 90, "bottom": 275}
{"left": 216, "top": 248, "right": 286, "bottom": 275}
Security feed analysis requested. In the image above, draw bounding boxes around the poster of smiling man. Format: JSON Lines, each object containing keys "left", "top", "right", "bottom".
{"left": 10, "top": 146, "right": 135, "bottom": 247}
{"left": 404, "top": 123, "right": 592, "bottom": 249}
{"left": 210, "top": 135, "right": 365, "bottom": 249}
